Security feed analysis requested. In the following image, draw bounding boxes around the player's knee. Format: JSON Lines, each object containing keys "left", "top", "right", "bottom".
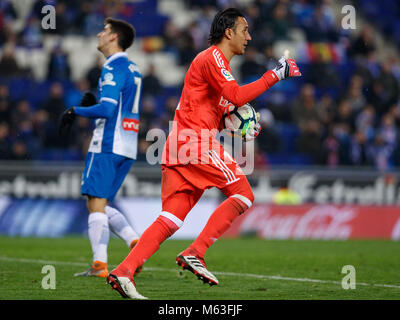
{"left": 158, "top": 211, "right": 183, "bottom": 235}
{"left": 229, "top": 189, "right": 254, "bottom": 214}
{"left": 86, "top": 196, "right": 108, "bottom": 213}
{"left": 222, "top": 177, "right": 254, "bottom": 210}
{"left": 162, "top": 191, "right": 193, "bottom": 221}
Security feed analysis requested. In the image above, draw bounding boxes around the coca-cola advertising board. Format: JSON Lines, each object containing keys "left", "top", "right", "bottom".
{"left": 225, "top": 204, "right": 400, "bottom": 240}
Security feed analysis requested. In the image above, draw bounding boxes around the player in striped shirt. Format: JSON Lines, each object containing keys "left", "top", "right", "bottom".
{"left": 59, "top": 18, "right": 143, "bottom": 278}
{"left": 107, "top": 8, "right": 301, "bottom": 299}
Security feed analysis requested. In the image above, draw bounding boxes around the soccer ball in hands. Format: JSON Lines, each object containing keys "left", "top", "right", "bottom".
{"left": 222, "top": 103, "right": 260, "bottom": 141}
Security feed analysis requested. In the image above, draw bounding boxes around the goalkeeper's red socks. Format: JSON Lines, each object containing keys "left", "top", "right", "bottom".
{"left": 112, "top": 215, "right": 178, "bottom": 278}
{"left": 186, "top": 197, "right": 246, "bottom": 258}
{"left": 112, "top": 197, "right": 248, "bottom": 278}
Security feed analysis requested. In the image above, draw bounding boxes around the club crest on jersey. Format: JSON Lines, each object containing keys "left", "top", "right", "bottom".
{"left": 100, "top": 72, "right": 116, "bottom": 86}
{"left": 221, "top": 69, "right": 234, "bottom": 81}
{"left": 122, "top": 118, "right": 139, "bottom": 132}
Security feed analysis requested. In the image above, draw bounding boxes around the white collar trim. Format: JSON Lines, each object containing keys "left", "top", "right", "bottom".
{"left": 104, "top": 52, "right": 127, "bottom": 67}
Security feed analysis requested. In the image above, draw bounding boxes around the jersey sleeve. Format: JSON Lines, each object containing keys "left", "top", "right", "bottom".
{"left": 202, "top": 53, "right": 237, "bottom": 96}
{"left": 202, "top": 51, "right": 279, "bottom": 107}
{"left": 74, "top": 100, "right": 115, "bottom": 119}
{"left": 99, "top": 67, "right": 125, "bottom": 106}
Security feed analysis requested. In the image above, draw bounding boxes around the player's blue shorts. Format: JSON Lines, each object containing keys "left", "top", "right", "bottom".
{"left": 81, "top": 152, "right": 134, "bottom": 202}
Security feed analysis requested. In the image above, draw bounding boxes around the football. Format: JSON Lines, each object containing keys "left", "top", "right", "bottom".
{"left": 222, "top": 103, "right": 257, "bottom": 137}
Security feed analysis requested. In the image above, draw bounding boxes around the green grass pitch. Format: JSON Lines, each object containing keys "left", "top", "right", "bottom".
{"left": 0, "top": 236, "right": 399, "bottom": 300}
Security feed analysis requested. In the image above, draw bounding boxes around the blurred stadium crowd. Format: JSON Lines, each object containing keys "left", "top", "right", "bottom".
{"left": 1, "top": 0, "right": 400, "bottom": 171}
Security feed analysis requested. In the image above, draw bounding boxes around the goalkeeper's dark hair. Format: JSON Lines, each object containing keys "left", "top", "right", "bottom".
{"left": 105, "top": 17, "right": 135, "bottom": 51}
{"left": 208, "top": 8, "right": 245, "bottom": 45}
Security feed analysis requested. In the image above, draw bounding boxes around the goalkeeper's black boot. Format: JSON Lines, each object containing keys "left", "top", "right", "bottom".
{"left": 176, "top": 248, "right": 219, "bottom": 286}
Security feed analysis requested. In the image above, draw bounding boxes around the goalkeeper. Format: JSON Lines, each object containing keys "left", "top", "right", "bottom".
{"left": 107, "top": 8, "right": 301, "bottom": 299}
{"left": 59, "top": 18, "right": 143, "bottom": 278}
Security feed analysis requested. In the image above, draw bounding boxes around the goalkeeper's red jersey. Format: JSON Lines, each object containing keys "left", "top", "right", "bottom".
{"left": 162, "top": 45, "right": 278, "bottom": 165}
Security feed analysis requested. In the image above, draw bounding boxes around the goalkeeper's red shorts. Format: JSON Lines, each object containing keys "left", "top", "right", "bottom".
{"left": 160, "top": 150, "right": 254, "bottom": 224}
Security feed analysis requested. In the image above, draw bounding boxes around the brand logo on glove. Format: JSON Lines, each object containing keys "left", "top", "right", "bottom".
{"left": 122, "top": 118, "right": 139, "bottom": 132}
{"left": 275, "top": 62, "right": 283, "bottom": 71}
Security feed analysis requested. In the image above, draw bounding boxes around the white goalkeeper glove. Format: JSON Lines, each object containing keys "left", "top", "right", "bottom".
{"left": 272, "top": 56, "right": 301, "bottom": 81}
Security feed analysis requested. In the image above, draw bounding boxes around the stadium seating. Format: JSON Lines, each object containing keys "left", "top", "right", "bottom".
{"left": 0, "top": 0, "right": 399, "bottom": 169}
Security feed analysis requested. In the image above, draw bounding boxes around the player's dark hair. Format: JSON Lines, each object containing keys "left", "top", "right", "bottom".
{"left": 208, "top": 8, "right": 245, "bottom": 45}
{"left": 105, "top": 17, "right": 135, "bottom": 51}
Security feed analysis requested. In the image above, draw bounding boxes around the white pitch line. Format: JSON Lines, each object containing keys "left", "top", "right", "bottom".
{"left": 1, "top": 256, "right": 400, "bottom": 289}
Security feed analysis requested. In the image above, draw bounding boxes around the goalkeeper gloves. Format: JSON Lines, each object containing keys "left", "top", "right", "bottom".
{"left": 272, "top": 56, "right": 301, "bottom": 81}
{"left": 58, "top": 107, "right": 76, "bottom": 136}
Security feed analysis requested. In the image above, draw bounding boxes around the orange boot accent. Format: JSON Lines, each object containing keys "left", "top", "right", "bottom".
{"left": 91, "top": 260, "right": 109, "bottom": 278}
